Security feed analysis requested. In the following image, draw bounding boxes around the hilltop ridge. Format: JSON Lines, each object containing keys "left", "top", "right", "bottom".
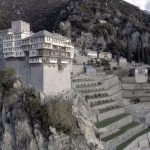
{"left": 0, "top": 0, "right": 150, "bottom": 63}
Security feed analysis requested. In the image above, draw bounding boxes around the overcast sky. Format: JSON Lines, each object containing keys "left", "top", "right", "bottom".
{"left": 124, "top": 0, "right": 150, "bottom": 11}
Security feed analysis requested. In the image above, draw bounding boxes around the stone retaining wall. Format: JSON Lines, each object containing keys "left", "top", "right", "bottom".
{"left": 91, "top": 101, "right": 118, "bottom": 111}
{"left": 98, "top": 108, "right": 125, "bottom": 122}
{"left": 100, "top": 115, "right": 133, "bottom": 137}
{"left": 124, "top": 132, "right": 150, "bottom": 150}
{"left": 122, "top": 90, "right": 150, "bottom": 98}
{"left": 107, "top": 125, "right": 144, "bottom": 150}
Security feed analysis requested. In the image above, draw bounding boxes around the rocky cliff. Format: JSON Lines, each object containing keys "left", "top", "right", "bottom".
{"left": 0, "top": 0, "right": 150, "bottom": 63}
{"left": 0, "top": 70, "right": 103, "bottom": 150}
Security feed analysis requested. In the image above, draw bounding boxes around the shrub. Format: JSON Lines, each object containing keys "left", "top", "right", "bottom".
{"left": 85, "top": 95, "right": 89, "bottom": 99}
{"left": 94, "top": 94, "right": 97, "bottom": 98}
{"left": 98, "top": 93, "right": 101, "bottom": 97}
{"left": 23, "top": 89, "right": 78, "bottom": 136}
{"left": 47, "top": 99, "right": 78, "bottom": 135}
{"left": 0, "top": 68, "right": 16, "bottom": 97}
{"left": 23, "top": 88, "right": 52, "bottom": 138}
{"left": 98, "top": 82, "right": 101, "bottom": 85}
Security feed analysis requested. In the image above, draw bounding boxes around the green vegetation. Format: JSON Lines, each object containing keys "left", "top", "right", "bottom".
{"left": 91, "top": 23, "right": 115, "bottom": 38}
{"left": 90, "top": 99, "right": 114, "bottom": 107}
{"left": 72, "top": 78, "right": 92, "bottom": 83}
{"left": 85, "top": 93, "right": 108, "bottom": 99}
{"left": 101, "top": 59, "right": 111, "bottom": 71}
{"left": 76, "top": 82, "right": 100, "bottom": 88}
{"left": 106, "top": 41, "right": 125, "bottom": 56}
{"left": 0, "top": 0, "right": 70, "bottom": 32}
{"left": 23, "top": 88, "right": 52, "bottom": 138}
{"left": 0, "top": 68, "right": 16, "bottom": 97}
{"left": 95, "top": 113, "right": 130, "bottom": 128}
{"left": 102, "top": 122, "right": 140, "bottom": 142}
{"left": 117, "top": 128, "right": 150, "bottom": 150}
{"left": 80, "top": 87, "right": 104, "bottom": 94}
{"left": 47, "top": 99, "right": 78, "bottom": 135}
{"left": 0, "top": 0, "right": 150, "bottom": 64}
{"left": 23, "top": 89, "right": 77, "bottom": 137}
{"left": 99, "top": 106, "right": 122, "bottom": 114}
{"left": 127, "top": 49, "right": 133, "bottom": 63}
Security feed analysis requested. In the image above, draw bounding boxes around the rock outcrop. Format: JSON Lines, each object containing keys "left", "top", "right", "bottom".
{"left": 0, "top": 79, "right": 103, "bottom": 150}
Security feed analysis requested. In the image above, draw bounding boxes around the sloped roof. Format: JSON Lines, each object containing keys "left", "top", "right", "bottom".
{"left": 25, "top": 30, "right": 69, "bottom": 41}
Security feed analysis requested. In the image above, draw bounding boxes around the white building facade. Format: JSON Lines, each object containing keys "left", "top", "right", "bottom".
{"left": 119, "top": 57, "right": 128, "bottom": 69}
{"left": 135, "top": 68, "right": 148, "bottom": 83}
{"left": 0, "top": 20, "right": 74, "bottom": 95}
{"left": 86, "top": 50, "right": 97, "bottom": 58}
{"left": 99, "top": 52, "right": 112, "bottom": 61}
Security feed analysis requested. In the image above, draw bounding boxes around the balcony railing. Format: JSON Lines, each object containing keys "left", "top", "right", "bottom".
{"left": 29, "top": 58, "right": 43, "bottom": 64}
{"left": 34, "top": 49, "right": 71, "bottom": 59}
{"left": 4, "top": 51, "right": 25, "bottom": 58}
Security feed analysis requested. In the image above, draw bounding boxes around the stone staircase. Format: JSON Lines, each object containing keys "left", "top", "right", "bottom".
{"left": 72, "top": 72, "right": 149, "bottom": 150}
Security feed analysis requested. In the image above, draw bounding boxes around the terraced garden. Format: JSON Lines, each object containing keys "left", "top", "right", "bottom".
{"left": 90, "top": 99, "right": 114, "bottom": 107}
{"left": 95, "top": 113, "right": 130, "bottom": 128}
{"left": 85, "top": 93, "right": 108, "bottom": 99}
{"left": 102, "top": 122, "right": 140, "bottom": 142}
{"left": 99, "top": 106, "right": 122, "bottom": 114}
{"left": 72, "top": 73, "right": 149, "bottom": 150}
{"left": 117, "top": 128, "right": 150, "bottom": 150}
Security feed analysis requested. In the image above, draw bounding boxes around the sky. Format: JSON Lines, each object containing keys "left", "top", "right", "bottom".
{"left": 124, "top": 0, "right": 150, "bottom": 11}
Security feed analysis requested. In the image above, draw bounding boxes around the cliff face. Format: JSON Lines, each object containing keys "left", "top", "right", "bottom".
{"left": 0, "top": 0, "right": 150, "bottom": 63}
{"left": 0, "top": 77, "right": 103, "bottom": 150}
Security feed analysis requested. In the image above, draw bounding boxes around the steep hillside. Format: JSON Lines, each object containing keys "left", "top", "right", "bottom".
{"left": 0, "top": 0, "right": 69, "bottom": 32}
{"left": 56, "top": 0, "right": 150, "bottom": 63}
{"left": 0, "top": 0, "right": 150, "bottom": 63}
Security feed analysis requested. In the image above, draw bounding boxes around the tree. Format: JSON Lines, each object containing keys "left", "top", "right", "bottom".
{"left": 127, "top": 49, "right": 132, "bottom": 62}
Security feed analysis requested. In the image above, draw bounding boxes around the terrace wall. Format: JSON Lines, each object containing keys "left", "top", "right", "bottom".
{"left": 98, "top": 108, "right": 125, "bottom": 122}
